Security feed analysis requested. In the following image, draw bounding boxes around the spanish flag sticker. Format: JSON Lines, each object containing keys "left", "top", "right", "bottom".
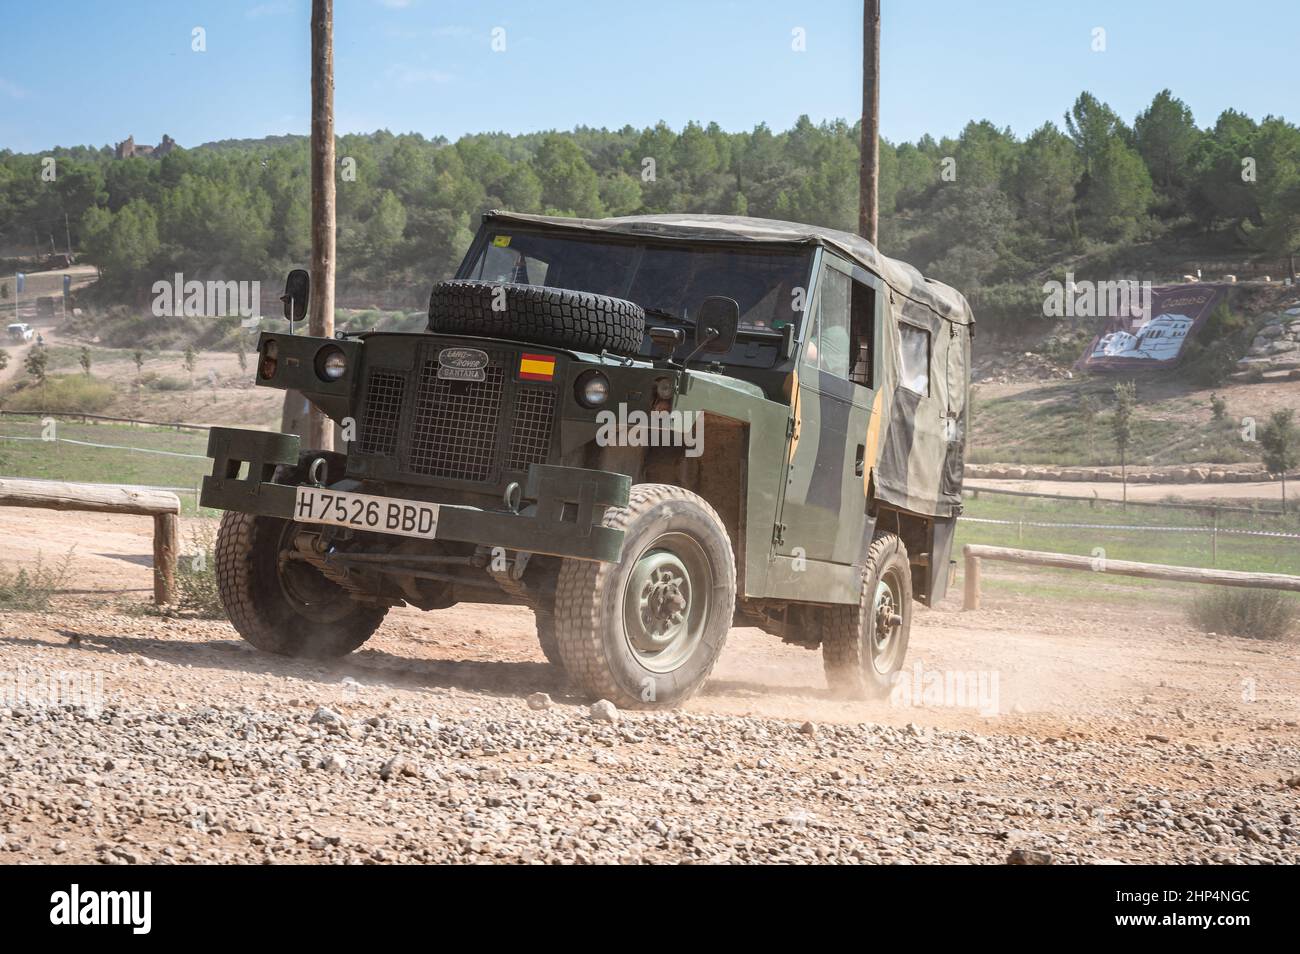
{"left": 519, "top": 353, "right": 556, "bottom": 381}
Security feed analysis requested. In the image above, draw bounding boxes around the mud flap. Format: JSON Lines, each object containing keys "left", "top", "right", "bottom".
{"left": 927, "top": 515, "right": 957, "bottom": 604}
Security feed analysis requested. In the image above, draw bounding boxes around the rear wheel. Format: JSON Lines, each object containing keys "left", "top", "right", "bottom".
{"left": 553, "top": 484, "right": 735, "bottom": 708}
{"left": 215, "top": 510, "right": 387, "bottom": 659}
{"left": 821, "top": 533, "right": 912, "bottom": 698}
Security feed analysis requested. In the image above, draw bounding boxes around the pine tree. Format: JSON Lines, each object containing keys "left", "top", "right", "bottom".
{"left": 1260, "top": 410, "right": 1300, "bottom": 513}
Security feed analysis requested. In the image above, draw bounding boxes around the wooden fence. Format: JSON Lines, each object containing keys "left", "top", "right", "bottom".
{"left": 0, "top": 478, "right": 181, "bottom": 604}
{"left": 961, "top": 543, "right": 1300, "bottom": 611}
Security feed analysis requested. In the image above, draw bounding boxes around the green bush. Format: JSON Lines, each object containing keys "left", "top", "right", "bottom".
{"left": 1039, "top": 329, "right": 1096, "bottom": 368}
{"left": 0, "top": 550, "right": 73, "bottom": 611}
{"left": 142, "top": 373, "right": 190, "bottom": 392}
{"left": 3, "top": 375, "right": 115, "bottom": 413}
{"left": 965, "top": 282, "right": 1044, "bottom": 338}
{"left": 175, "top": 525, "right": 224, "bottom": 618}
{"left": 1187, "top": 588, "right": 1296, "bottom": 640}
{"left": 1178, "top": 301, "right": 1252, "bottom": 387}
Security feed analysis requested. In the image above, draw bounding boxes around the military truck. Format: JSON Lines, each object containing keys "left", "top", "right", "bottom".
{"left": 202, "top": 212, "right": 972, "bottom": 708}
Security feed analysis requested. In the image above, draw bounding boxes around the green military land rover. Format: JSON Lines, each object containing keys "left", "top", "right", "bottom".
{"left": 202, "top": 212, "right": 973, "bottom": 708}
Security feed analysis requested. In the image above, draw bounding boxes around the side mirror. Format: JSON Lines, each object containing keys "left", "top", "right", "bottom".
{"left": 281, "top": 269, "right": 310, "bottom": 322}
{"left": 694, "top": 296, "right": 739, "bottom": 355}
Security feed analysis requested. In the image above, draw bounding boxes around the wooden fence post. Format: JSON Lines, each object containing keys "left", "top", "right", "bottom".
{"left": 153, "top": 512, "right": 178, "bottom": 606}
{"left": 963, "top": 547, "right": 981, "bottom": 611}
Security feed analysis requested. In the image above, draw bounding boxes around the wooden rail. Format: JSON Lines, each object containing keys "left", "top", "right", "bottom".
{"left": 963, "top": 483, "right": 1284, "bottom": 517}
{"left": 0, "top": 478, "right": 181, "bottom": 605}
{"left": 961, "top": 543, "right": 1300, "bottom": 611}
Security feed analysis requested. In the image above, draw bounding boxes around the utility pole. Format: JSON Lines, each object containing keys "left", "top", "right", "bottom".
{"left": 307, "top": 0, "right": 336, "bottom": 451}
{"left": 858, "top": 0, "right": 881, "bottom": 246}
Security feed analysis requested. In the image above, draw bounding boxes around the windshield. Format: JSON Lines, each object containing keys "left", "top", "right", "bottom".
{"left": 463, "top": 230, "right": 812, "bottom": 336}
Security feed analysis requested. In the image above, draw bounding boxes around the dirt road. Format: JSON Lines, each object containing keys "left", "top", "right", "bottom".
{"left": 0, "top": 508, "right": 1296, "bottom": 864}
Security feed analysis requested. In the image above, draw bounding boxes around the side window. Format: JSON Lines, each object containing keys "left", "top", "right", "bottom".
{"left": 849, "top": 280, "right": 873, "bottom": 388}
{"left": 899, "top": 323, "right": 930, "bottom": 395}
{"left": 806, "top": 268, "right": 851, "bottom": 379}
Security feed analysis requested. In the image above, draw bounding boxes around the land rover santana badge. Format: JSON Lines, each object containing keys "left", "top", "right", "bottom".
{"left": 437, "top": 347, "right": 489, "bottom": 381}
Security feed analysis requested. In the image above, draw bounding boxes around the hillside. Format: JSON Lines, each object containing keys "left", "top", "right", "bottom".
{"left": 2, "top": 87, "right": 1297, "bottom": 327}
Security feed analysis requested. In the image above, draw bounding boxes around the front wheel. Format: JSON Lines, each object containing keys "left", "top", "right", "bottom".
{"left": 553, "top": 484, "right": 736, "bottom": 708}
{"left": 215, "top": 510, "right": 388, "bottom": 659}
{"left": 821, "top": 532, "right": 912, "bottom": 698}
{"left": 533, "top": 607, "right": 564, "bottom": 668}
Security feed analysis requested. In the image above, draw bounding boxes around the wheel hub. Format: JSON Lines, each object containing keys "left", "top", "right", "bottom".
{"left": 869, "top": 575, "right": 903, "bottom": 674}
{"left": 622, "top": 536, "right": 713, "bottom": 673}
{"left": 274, "top": 523, "right": 356, "bottom": 623}
{"left": 631, "top": 553, "right": 691, "bottom": 645}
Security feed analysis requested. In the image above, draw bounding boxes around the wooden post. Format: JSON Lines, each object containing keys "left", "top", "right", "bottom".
{"left": 308, "top": 0, "right": 335, "bottom": 452}
{"left": 858, "top": 0, "right": 881, "bottom": 246}
{"left": 0, "top": 478, "right": 182, "bottom": 606}
{"left": 963, "top": 549, "right": 981, "bottom": 611}
{"left": 153, "top": 512, "right": 178, "bottom": 605}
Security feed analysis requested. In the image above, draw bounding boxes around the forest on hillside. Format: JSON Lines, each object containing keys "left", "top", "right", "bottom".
{"left": 2, "top": 88, "right": 1298, "bottom": 331}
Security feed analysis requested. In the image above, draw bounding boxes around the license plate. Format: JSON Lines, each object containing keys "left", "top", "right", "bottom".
{"left": 293, "top": 487, "right": 439, "bottom": 539}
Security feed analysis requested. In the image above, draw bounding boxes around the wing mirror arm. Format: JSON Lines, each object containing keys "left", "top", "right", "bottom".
{"left": 680, "top": 326, "right": 720, "bottom": 367}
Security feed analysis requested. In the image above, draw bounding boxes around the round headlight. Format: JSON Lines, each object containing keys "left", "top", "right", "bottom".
{"left": 317, "top": 346, "right": 348, "bottom": 381}
{"left": 577, "top": 370, "right": 610, "bottom": 407}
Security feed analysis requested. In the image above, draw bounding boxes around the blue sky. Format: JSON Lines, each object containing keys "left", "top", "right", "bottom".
{"left": 1, "top": 0, "right": 1295, "bottom": 153}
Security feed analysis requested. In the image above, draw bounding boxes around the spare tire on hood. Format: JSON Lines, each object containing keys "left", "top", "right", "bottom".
{"left": 427, "top": 280, "right": 646, "bottom": 356}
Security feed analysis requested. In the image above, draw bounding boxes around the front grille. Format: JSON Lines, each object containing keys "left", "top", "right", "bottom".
{"left": 506, "top": 386, "right": 557, "bottom": 472}
{"left": 358, "top": 370, "right": 406, "bottom": 455}
{"left": 356, "top": 344, "right": 558, "bottom": 485}
{"left": 406, "top": 356, "right": 506, "bottom": 481}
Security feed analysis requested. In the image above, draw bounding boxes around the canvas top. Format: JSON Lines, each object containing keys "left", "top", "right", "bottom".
{"left": 482, "top": 210, "right": 975, "bottom": 326}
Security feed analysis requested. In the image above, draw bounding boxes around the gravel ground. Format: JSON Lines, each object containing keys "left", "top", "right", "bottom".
{"left": 1, "top": 604, "right": 1297, "bottom": 865}
{"left": 0, "top": 511, "right": 1297, "bottom": 865}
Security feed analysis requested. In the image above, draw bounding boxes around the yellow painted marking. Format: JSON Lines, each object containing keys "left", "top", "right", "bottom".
{"left": 862, "top": 389, "right": 884, "bottom": 496}
{"left": 787, "top": 369, "right": 801, "bottom": 459}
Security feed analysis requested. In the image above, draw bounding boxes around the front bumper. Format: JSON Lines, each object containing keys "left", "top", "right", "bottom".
{"left": 200, "top": 427, "right": 630, "bottom": 563}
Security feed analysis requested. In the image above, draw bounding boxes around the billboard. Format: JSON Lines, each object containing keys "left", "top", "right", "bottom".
{"left": 1076, "top": 283, "right": 1224, "bottom": 371}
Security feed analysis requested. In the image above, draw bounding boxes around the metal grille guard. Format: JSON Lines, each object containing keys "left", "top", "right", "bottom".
{"left": 199, "top": 427, "right": 630, "bottom": 563}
